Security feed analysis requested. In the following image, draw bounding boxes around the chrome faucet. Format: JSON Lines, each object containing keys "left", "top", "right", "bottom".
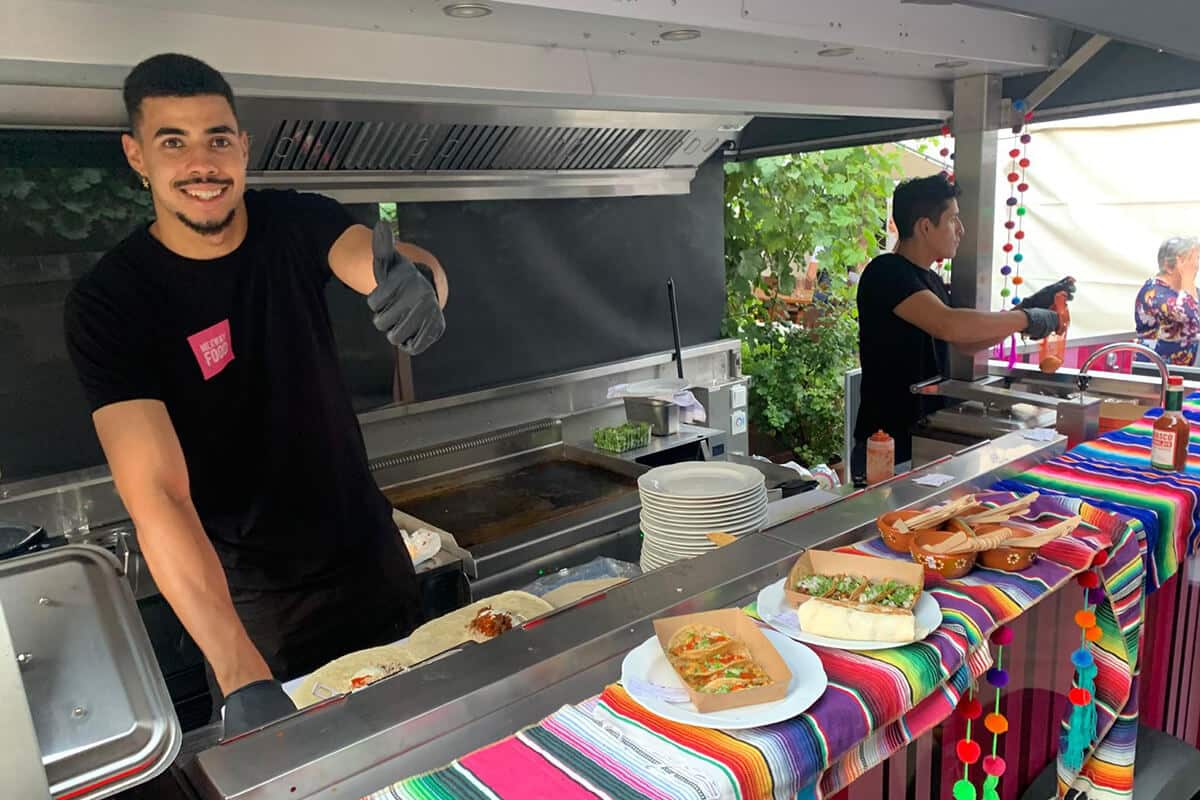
{"left": 1077, "top": 342, "right": 1169, "bottom": 407}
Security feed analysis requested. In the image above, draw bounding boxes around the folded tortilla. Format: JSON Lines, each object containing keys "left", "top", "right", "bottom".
{"left": 666, "top": 624, "right": 738, "bottom": 661}
{"left": 289, "top": 644, "right": 418, "bottom": 708}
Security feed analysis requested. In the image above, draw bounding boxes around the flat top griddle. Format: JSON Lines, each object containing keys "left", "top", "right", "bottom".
{"left": 385, "top": 459, "right": 637, "bottom": 550}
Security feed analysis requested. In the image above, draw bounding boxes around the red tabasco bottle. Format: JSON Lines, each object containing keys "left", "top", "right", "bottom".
{"left": 1151, "top": 376, "right": 1190, "bottom": 472}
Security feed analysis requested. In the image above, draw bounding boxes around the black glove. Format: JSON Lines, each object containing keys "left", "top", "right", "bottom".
{"left": 367, "top": 222, "right": 446, "bottom": 356}
{"left": 222, "top": 679, "right": 296, "bottom": 739}
{"left": 1016, "top": 276, "right": 1076, "bottom": 310}
{"left": 1020, "top": 307, "right": 1061, "bottom": 340}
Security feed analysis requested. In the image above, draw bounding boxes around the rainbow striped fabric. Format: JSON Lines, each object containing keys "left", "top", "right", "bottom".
{"left": 377, "top": 494, "right": 1144, "bottom": 800}
{"left": 994, "top": 394, "right": 1200, "bottom": 591}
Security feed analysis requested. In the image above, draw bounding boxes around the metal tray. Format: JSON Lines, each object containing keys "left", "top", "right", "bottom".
{"left": 0, "top": 544, "right": 180, "bottom": 799}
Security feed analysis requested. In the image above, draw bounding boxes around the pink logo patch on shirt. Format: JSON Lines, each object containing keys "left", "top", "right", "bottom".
{"left": 187, "top": 319, "right": 235, "bottom": 380}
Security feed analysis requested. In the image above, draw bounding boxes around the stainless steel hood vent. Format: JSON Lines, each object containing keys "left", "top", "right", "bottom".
{"left": 238, "top": 98, "right": 748, "bottom": 202}
{"left": 262, "top": 121, "right": 689, "bottom": 173}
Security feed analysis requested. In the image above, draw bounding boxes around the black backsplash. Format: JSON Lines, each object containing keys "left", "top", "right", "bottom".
{"left": 0, "top": 129, "right": 724, "bottom": 482}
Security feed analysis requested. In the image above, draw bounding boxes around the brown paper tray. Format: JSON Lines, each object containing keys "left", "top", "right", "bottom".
{"left": 784, "top": 550, "right": 924, "bottom": 610}
{"left": 652, "top": 609, "right": 791, "bottom": 713}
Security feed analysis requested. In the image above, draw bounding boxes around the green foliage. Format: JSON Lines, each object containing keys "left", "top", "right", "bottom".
{"left": 0, "top": 168, "right": 154, "bottom": 253}
{"left": 724, "top": 146, "right": 899, "bottom": 465}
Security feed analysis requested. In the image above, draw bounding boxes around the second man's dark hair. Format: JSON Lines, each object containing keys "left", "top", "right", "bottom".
{"left": 123, "top": 53, "right": 237, "bottom": 130}
{"left": 892, "top": 174, "right": 961, "bottom": 240}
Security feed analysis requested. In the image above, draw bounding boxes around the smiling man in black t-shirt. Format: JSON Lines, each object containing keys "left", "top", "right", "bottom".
{"left": 63, "top": 54, "right": 449, "bottom": 737}
{"left": 852, "top": 174, "right": 1074, "bottom": 479}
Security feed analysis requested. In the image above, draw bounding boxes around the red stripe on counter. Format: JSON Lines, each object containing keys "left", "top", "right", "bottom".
{"left": 58, "top": 756, "right": 158, "bottom": 800}
{"left": 522, "top": 594, "right": 608, "bottom": 630}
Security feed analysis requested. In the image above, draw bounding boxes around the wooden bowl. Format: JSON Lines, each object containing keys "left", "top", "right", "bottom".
{"left": 976, "top": 524, "right": 1038, "bottom": 572}
{"left": 877, "top": 509, "right": 929, "bottom": 553}
{"left": 909, "top": 530, "right": 977, "bottom": 579}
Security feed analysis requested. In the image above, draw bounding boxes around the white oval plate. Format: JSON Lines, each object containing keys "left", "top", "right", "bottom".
{"left": 643, "top": 501, "right": 763, "bottom": 525}
{"left": 756, "top": 579, "right": 942, "bottom": 651}
{"left": 640, "top": 506, "right": 768, "bottom": 532}
{"left": 638, "top": 463, "right": 765, "bottom": 500}
{"left": 640, "top": 485, "right": 767, "bottom": 506}
{"left": 641, "top": 514, "right": 765, "bottom": 537}
{"left": 620, "top": 628, "right": 828, "bottom": 729}
{"left": 639, "top": 489, "right": 767, "bottom": 509}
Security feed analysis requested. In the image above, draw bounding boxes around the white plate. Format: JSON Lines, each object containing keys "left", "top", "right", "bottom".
{"left": 641, "top": 504, "right": 768, "bottom": 531}
{"left": 639, "top": 489, "right": 767, "bottom": 509}
{"left": 638, "top": 494, "right": 768, "bottom": 520}
{"left": 641, "top": 541, "right": 706, "bottom": 560}
{"left": 640, "top": 484, "right": 767, "bottom": 504}
{"left": 756, "top": 579, "right": 942, "bottom": 651}
{"left": 638, "top": 463, "right": 765, "bottom": 500}
{"left": 620, "top": 629, "right": 828, "bottom": 729}
{"left": 642, "top": 515, "right": 765, "bottom": 538}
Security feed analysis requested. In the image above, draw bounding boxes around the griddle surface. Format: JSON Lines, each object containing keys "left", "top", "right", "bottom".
{"left": 390, "top": 460, "right": 636, "bottom": 550}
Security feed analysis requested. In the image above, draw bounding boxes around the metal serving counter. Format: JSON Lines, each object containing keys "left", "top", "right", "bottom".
{"left": 182, "top": 431, "right": 1064, "bottom": 800}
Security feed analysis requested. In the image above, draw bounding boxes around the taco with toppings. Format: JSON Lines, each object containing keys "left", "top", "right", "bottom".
{"left": 667, "top": 624, "right": 736, "bottom": 660}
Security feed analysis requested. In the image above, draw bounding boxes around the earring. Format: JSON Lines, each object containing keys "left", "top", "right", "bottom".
{"left": 140, "top": 175, "right": 150, "bottom": 189}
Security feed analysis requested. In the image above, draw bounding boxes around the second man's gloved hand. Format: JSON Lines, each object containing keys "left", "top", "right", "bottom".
{"left": 222, "top": 679, "right": 296, "bottom": 739}
{"left": 1020, "top": 307, "right": 1062, "bottom": 340}
{"left": 1016, "top": 276, "right": 1076, "bottom": 310}
{"left": 367, "top": 222, "right": 446, "bottom": 356}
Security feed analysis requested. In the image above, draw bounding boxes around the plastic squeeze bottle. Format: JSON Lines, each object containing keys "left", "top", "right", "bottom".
{"left": 866, "top": 430, "right": 896, "bottom": 485}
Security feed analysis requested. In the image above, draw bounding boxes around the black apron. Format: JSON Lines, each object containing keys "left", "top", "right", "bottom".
{"left": 205, "top": 533, "right": 423, "bottom": 714}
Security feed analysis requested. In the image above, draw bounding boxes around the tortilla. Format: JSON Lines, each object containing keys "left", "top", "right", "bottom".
{"left": 541, "top": 578, "right": 626, "bottom": 608}
{"left": 405, "top": 590, "right": 552, "bottom": 662}
{"left": 666, "top": 624, "right": 737, "bottom": 660}
{"left": 289, "top": 644, "right": 418, "bottom": 708}
{"left": 699, "top": 670, "right": 774, "bottom": 694}
{"left": 670, "top": 645, "right": 753, "bottom": 683}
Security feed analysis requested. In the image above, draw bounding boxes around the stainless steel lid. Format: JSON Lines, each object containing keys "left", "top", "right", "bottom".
{"left": 0, "top": 544, "right": 180, "bottom": 799}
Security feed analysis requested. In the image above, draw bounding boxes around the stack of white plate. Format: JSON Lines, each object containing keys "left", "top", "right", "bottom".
{"left": 638, "top": 462, "right": 768, "bottom": 571}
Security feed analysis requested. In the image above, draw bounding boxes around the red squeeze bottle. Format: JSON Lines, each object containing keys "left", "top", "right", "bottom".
{"left": 1038, "top": 291, "right": 1070, "bottom": 373}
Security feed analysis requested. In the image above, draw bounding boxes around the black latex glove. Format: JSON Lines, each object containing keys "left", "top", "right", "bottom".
{"left": 1016, "top": 276, "right": 1076, "bottom": 310}
{"left": 1020, "top": 307, "right": 1061, "bottom": 340}
{"left": 367, "top": 222, "right": 446, "bottom": 356}
{"left": 222, "top": 679, "right": 296, "bottom": 739}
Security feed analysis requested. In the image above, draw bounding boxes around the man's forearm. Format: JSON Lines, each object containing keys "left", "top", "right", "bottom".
{"left": 132, "top": 494, "right": 271, "bottom": 694}
{"left": 954, "top": 331, "right": 1015, "bottom": 354}
{"left": 941, "top": 308, "right": 1027, "bottom": 344}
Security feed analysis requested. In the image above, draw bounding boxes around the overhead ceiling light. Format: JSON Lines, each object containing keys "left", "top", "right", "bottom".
{"left": 817, "top": 47, "right": 855, "bottom": 57}
{"left": 934, "top": 59, "right": 970, "bottom": 69}
{"left": 660, "top": 28, "right": 702, "bottom": 42}
{"left": 443, "top": 3, "right": 492, "bottom": 18}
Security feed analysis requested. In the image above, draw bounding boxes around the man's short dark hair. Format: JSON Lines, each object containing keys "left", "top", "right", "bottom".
{"left": 123, "top": 53, "right": 237, "bottom": 130}
{"left": 892, "top": 174, "right": 961, "bottom": 239}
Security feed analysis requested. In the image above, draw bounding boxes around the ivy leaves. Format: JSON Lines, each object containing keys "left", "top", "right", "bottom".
{"left": 0, "top": 168, "right": 153, "bottom": 250}
{"left": 724, "top": 146, "right": 899, "bottom": 465}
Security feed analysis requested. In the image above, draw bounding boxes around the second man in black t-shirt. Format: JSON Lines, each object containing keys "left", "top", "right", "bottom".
{"left": 853, "top": 174, "right": 1074, "bottom": 477}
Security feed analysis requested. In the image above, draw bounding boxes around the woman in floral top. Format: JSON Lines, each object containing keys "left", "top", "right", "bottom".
{"left": 1135, "top": 236, "right": 1200, "bottom": 365}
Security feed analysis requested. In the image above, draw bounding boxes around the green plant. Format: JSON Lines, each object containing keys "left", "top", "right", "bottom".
{"left": 737, "top": 303, "right": 860, "bottom": 466}
{"left": 0, "top": 168, "right": 153, "bottom": 254}
{"left": 724, "top": 147, "right": 899, "bottom": 464}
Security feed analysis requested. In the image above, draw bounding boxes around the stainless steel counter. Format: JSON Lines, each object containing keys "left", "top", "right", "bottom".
{"left": 183, "top": 431, "right": 1065, "bottom": 800}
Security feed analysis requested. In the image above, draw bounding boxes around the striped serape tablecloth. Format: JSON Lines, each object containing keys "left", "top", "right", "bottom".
{"left": 994, "top": 393, "right": 1200, "bottom": 591}
{"left": 375, "top": 493, "right": 1143, "bottom": 800}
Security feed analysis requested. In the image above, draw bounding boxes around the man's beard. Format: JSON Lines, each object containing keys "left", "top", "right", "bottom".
{"left": 175, "top": 207, "right": 237, "bottom": 236}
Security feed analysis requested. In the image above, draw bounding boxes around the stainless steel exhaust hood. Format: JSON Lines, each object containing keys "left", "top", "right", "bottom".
{"left": 0, "top": 85, "right": 747, "bottom": 202}
{"left": 237, "top": 97, "right": 748, "bottom": 202}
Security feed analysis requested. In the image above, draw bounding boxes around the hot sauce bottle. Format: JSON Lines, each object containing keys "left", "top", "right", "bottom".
{"left": 1151, "top": 376, "right": 1190, "bottom": 472}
